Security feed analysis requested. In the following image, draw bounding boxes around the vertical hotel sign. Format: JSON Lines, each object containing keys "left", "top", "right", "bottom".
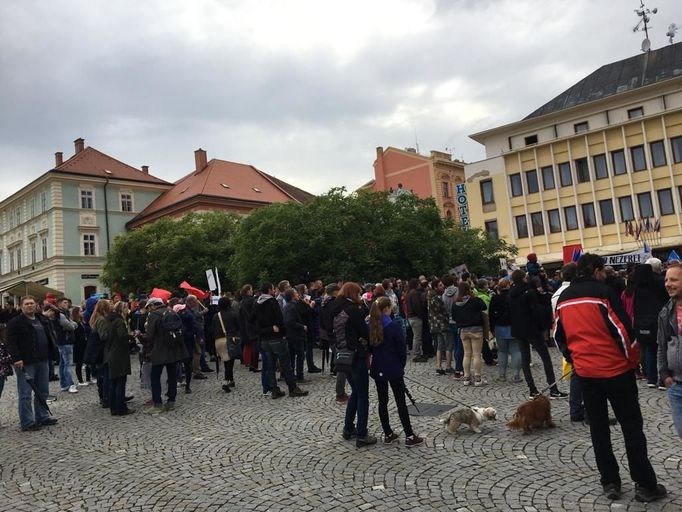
{"left": 456, "top": 183, "right": 469, "bottom": 229}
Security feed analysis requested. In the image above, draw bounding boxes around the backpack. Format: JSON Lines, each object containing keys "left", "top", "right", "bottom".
{"left": 333, "top": 309, "right": 350, "bottom": 350}
{"left": 161, "top": 310, "right": 184, "bottom": 345}
{"left": 83, "top": 329, "right": 104, "bottom": 365}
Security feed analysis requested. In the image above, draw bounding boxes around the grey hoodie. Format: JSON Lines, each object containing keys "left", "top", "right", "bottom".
{"left": 442, "top": 286, "right": 458, "bottom": 324}
{"left": 657, "top": 298, "right": 682, "bottom": 383}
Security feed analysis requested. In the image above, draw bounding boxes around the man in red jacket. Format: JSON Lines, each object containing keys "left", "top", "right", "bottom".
{"left": 554, "top": 253, "right": 666, "bottom": 503}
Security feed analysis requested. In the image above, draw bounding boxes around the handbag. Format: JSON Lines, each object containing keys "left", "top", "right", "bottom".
{"left": 334, "top": 348, "right": 355, "bottom": 373}
{"left": 216, "top": 313, "right": 241, "bottom": 361}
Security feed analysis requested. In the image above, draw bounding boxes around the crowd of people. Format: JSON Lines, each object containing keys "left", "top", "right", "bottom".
{"left": 0, "top": 252, "right": 680, "bottom": 502}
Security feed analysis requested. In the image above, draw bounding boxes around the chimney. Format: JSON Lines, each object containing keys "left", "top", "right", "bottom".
{"left": 55, "top": 152, "right": 63, "bottom": 167}
{"left": 194, "top": 148, "right": 207, "bottom": 172}
{"left": 141, "top": 165, "right": 149, "bottom": 174}
{"left": 74, "top": 138, "right": 85, "bottom": 154}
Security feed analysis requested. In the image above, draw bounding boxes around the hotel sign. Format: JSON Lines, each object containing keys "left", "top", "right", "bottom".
{"left": 455, "top": 183, "right": 469, "bottom": 229}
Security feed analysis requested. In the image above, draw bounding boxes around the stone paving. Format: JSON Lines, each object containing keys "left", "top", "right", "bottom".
{"left": 0, "top": 351, "right": 680, "bottom": 512}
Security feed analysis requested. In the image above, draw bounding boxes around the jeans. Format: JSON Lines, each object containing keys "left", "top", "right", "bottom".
{"left": 375, "top": 377, "right": 414, "bottom": 438}
{"left": 449, "top": 324, "right": 464, "bottom": 372}
{"left": 109, "top": 375, "right": 127, "bottom": 414}
{"left": 58, "top": 344, "right": 75, "bottom": 389}
{"left": 643, "top": 342, "right": 658, "bottom": 385}
{"left": 288, "top": 337, "right": 305, "bottom": 379}
{"left": 570, "top": 368, "right": 585, "bottom": 420}
{"left": 259, "top": 340, "right": 271, "bottom": 393}
{"left": 408, "top": 318, "right": 423, "bottom": 356}
{"left": 581, "top": 370, "right": 657, "bottom": 489}
{"left": 669, "top": 382, "right": 682, "bottom": 438}
{"left": 15, "top": 359, "right": 50, "bottom": 429}
{"left": 151, "top": 363, "right": 177, "bottom": 406}
{"left": 263, "top": 338, "right": 295, "bottom": 392}
{"left": 495, "top": 326, "right": 521, "bottom": 379}
{"left": 519, "top": 335, "right": 558, "bottom": 394}
{"left": 344, "top": 356, "right": 370, "bottom": 438}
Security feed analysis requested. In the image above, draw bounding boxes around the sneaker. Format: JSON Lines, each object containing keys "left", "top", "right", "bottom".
{"left": 262, "top": 391, "right": 271, "bottom": 397}
{"left": 271, "top": 389, "right": 286, "bottom": 400}
{"left": 405, "top": 435, "right": 424, "bottom": 448}
{"left": 221, "top": 384, "right": 232, "bottom": 393}
{"left": 38, "top": 418, "right": 58, "bottom": 426}
{"left": 474, "top": 376, "right": 486, "bottom": 387}
{"left": 658, "top": 385, "right": 667, "bottom": 391}
{"left": 603, "top": 483, "right": 622, "bottom": 500}
{"left": 60, "top": 387, "right": 70, "bottom": 392}
{"left": 529, "top": 391, "right": 541, "bottom": 399}
{"left": 383, "top": 432, "right": 399, "bottom": 444}
{"left": 68, "top": 385, "right": 79, "bottom": 393}
{"left": 308, "top": 367, "right": 322, "bottom": 374}
{"left": 144, "top": 406, "right": 163, "bottom": 415}
{"left": 549, "top": 390, "right": 568, "bottom": 399}
{"left": 436, "top": 369, "right": 446, "bottom": 376}
{"left": 77, "top": 382, "right": 89, "bottom": 387}
{"left": 227, "top": 381, "right": 236, "bottom": 388}
{"left": 21, "top": 423, "right": 42, "bottom": 432}
{"left": 462, "top": 376, "right": 471, "bottom": 386}
{"left": 125, "top": 395, "right": 134, "bottom": 402}
{"left": 342, "top": 428, "right": 357, "bottom": 440}
{"left": 89, "top": 379, "right": 98, "bottom": 385}
{"left": 289, "top": 387, "right": 309, "bottom": 397}
{"left": 356, "top": 434, "right": 378, "bottom": 448}
{"left": 335, "top": 393, "right": 349, "bottom": 404}
{"left": 193, "top": 373, "right": 208, "bottom": 380}
{"left": 185, "top": 387, "right": 192, "bottom": 394}
{"left": 646, "top": 383, "right": 657, "bottom": 388}
{"left": 164, "top": 402, "right": 175, "bottom": 412}
{"left": 634, "top": 483, "right": 667, "bottom": 502}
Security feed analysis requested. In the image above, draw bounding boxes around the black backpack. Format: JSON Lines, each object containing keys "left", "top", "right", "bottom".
{"left": 161, "top": 310, "right": 183, "bottom": 345}
{"left": 83, "top": 329, "right": 104, "bottom": 365}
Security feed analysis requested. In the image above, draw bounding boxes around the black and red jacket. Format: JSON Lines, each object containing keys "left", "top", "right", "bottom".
{"left": 554, "top": 277, "right": 638, "bottom": 378}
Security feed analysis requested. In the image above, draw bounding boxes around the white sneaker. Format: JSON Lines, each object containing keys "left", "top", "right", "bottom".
{"left": 463, "top": 378, "right": 471, "bottom": 386}
{"left": 77, "top": 382, "right": 89, "bottom": 387}
{"left": 89, "top": 379, "right": 98, "bottom": 384}
{"left": 68, "top": 385, "right": 79, "bottom": 393}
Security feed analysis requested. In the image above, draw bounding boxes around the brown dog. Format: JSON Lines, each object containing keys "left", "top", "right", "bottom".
{"left": 506, "top": 395, "right": 555, "bottom": 434}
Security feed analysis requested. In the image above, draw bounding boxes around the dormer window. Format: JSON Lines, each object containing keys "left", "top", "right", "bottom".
{"left": 628, "top": 107, "right": 644, "bottom": 119}
{"left": 524, "top": 134, "right": 538, "bottom": 146}
{"left": 253, "top": 187, "right": 262, "bottom": 193}
{"left": 221, "top": 183, "right": 230, "bottom": 189}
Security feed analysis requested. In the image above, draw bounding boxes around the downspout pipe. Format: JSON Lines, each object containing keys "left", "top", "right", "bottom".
{"left": 104, "top": 178, "right": 111, "bottom": 250}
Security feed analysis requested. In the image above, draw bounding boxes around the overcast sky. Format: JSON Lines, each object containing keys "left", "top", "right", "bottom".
{"left": 1, "top": 0, "right": 679, "bottom": 200}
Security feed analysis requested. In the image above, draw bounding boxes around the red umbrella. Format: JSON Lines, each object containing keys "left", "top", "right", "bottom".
{"left": 179, "top": 281, "right": 209, "bottom": 300}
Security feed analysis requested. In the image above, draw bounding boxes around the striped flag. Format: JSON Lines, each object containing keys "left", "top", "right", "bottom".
{"left": 654, "top": 218, "right": 661, "bottom": 232}
{"left": 635, "top": 221, "right": 642, "bottom": 240}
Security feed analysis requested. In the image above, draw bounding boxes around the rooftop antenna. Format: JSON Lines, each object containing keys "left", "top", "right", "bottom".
{"left": 633, "top": 0, "right": 657, "bottom": 52}
{"left": 413, "top": 126, "right": 420, "bottom": 154}
{"left": 667, "top": 23, "right": 678, "bottom": 44}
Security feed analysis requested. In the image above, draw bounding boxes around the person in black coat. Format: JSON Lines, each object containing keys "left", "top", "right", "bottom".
{"left": 212, "top": 297, "right": 240, "bottom": 392}
{"left": 283, "top": 288, "right": 307, "bottom": 381}
{"left": 238, "top": 285, "right": 259, "bottom": 372}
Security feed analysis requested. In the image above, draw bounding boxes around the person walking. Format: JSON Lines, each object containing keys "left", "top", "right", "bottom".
{"left": 106, "top": 302, "right": 134, "bottom": 416}
{"left": 489, "top": 279, "right": 521, "bottom": 382}
{"left": 369, "top": 296, "right": 424, "bottom": 447}
{"left": 5, "top": 295, "right": 59, "bottom": 431}
{"left": 657, "top": 264, "right": 682, "bottom": 438}
{"left": 555, "top": 253, "right": 667, "bottom": 502}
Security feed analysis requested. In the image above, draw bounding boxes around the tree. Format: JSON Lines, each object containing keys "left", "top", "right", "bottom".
{"left": 102, "top": 211, "right": 239, "bottom": 295}
{"left": 447, "top": 226, "right": 517, "bottom": 277}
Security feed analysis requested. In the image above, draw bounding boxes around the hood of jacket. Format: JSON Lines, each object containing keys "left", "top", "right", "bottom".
{"left": 455, "top": 295, "right": 470, "bottom": 307}
{"left": 256, "top": 294, "right": 275, "bottom": 305}
{"left": 444, "top": 286, "right": 458, "bottom": 298}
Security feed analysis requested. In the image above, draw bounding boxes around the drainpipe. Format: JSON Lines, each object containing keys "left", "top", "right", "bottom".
{"left": 104, "top": 178, "right": 111, "bottom": 250}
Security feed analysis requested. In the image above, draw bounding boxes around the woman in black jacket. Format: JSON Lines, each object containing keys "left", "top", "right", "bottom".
{"left": 71, "top": 306, "right": 92, "bottom": 386}
{"left": 489, "top": 280, "right": 521, "bottom": 382}
{"left": 212, "top": 297, "right": 240, "bottom": 393}
{"left": 452, "top": 282, "right": 487, "bottom": 386}
{"left": 106, "top": 302, "right": 133, "bottom": 416}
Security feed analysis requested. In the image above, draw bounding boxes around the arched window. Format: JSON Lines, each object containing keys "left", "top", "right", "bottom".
{"left": 446, "top": 210, "right": 453, "bottom": 218}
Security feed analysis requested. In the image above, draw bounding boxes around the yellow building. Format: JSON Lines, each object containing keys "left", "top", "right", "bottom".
{"left": 464, "top": 42, "right": 682, "bottom": 266}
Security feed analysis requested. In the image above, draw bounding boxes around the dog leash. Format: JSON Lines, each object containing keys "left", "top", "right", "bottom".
{"left": 403, "top": 374, "right": 475, "bottom": 410}
{"left": 537, "top": 367, "right": 573, "bottom": 396}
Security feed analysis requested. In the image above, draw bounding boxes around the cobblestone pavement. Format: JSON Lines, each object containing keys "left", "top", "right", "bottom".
{"left": 0, "top": 351, "right": 679, "bottom": 512}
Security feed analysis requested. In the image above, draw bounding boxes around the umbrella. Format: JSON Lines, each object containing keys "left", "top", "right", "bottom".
{"left": 404, "top": 386, "right": 420, "bottom": 413}
{"left": 21, "top": 368, "right": 52, "bottom": 416}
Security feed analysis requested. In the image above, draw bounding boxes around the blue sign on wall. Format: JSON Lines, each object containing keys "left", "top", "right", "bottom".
{"left": 455, "top": 183, "right": 469, "bottom": 229}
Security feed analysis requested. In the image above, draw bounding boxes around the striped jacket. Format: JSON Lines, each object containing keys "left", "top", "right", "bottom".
{"left": 554, "top": 277, "right": 638, "bottom": 378}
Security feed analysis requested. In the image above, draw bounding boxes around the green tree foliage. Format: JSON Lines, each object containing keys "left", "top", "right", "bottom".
{"left": 102, "top": 211, "right": 239, "bottom": 295}
{"left": 447, "top": 226, "right": 518, "bottom": 277}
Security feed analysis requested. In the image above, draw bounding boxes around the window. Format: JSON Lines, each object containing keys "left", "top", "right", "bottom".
{"left": 515, "top": 215, "right": 528, "bottom": 238}
{"left": 637, "top": 192, "right": 653, "bottom": 218}
{"left": 575, "top": 158, "right": 590, "bottom": 183}
{"left": 547, "top": 209, "right": 562, "bottom": 233}
{"left": 574, "top": 121, "right": 589, "bottom": 133}
{"left": 0, "top": 250, "right": 3, "bottom": 275}
{"left": 41, "top": 236, "right": 48, "bottom": 260}
{"left": 14, "top": 207, "right": 21, "bottom": 227}
{"left": 559, "top": 162, "right": 572, "bottom": 187}
{"left": 30, "top": 197, "right": 36, "bottom": 218}
{"left": 630, "top": 145, "right": 647, "bottom": 171}
{"left": 121, "top": 193, "right": 133, "bottom": 212}
{"left": 650, "top": 140, "right": 667, "bottom": 167}
{"left": 80, "top": 189, "right": 93, "bottom": 209}
{"left": 485, "top": 220, "right": 499, "bottom": 241}
{"left": 442, "top": 182, "right": 450, "bottom": 198}
{"left": 671, "top": 136, "right": 682, "bottom": 164}
{"left": 30, "top": 241, "right": 36, "bottom": 265}
{"left": 9, "top": 250, "right": 14, "bottom": 272}
{"left": 627, "top": 106, "right": 644, "bottom": 119}
{"left": 40, "top": 191, "right": 47, "bottom": 213}
{"left": 611, "top": 149, "right": 627, "bottom": 175}
{"left": 581, "top": 203, "right": 597, "bottom": 228}
{"left": 83, "top": 234, "right": 96, "bottom": 256}
{"left": 541, "top": 166, "right": 555, "bottom": 190}
{"left": 524, "top": 134, "right": 538, "bottom": 146}
{"left": 509, "top": 174, "right": 523, "bottom": 197}
{"left": 593, "top": 154, "right": 608, "bottom": 179}
{"left": 619, "top": 196, "right": 634, "bottom": 221}
{"left": 530, "top": 212, "right": 544, "bottom": 236}
{"left": 564, "top": 206, "right": 578, "bottom": 230}
{"left": 599, "top": 199, "right": 615, "bottom": 225}
{"left": 658, "top": 188, "right": 675, "bottom": 215}
{"left": 16, "top": 247, "right": 21, "bottom": 269}
{"left": 480, "top": 180, "right": 494, "bottom": 205}
{"left": 525, "top": 170, "right": 539, "bottom": 194}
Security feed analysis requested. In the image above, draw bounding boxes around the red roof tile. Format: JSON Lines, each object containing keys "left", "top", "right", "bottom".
{"left": 54, "top": 147, "right": 169, "bottom": 185}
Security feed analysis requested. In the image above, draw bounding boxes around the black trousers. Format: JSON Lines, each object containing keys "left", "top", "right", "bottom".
{"left": 375, "top": 377, "right": 414, "bottom": 438}
{"left": 581, "top": 370, "right": 657, "bottom": 489}
{"left": 182, "top": 358, "right": 193, "bottom": 390}
{"left": 108, "top": 375, "right": 127, "bottom": 414}
{"left": 519, "top": 335, "right": 558, "bottom": 394}
{"left": 224, "top": 360, "right": 234, "bottom": 381}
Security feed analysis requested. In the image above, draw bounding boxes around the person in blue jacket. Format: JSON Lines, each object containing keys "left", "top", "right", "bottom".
{"left": 369, "top": 296, "right": 424, "bottom": 448}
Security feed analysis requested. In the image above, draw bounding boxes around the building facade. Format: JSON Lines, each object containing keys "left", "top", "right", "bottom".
{"left": 362, "top": 146, "right": 466, "bottom": 221}
{"left": 0, "top": 139, "right": 170, "bottom": 304}
{"left": 464, "top": 42, "right": 682, "bottom": 266}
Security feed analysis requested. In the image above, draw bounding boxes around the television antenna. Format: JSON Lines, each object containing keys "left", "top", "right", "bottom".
{"left": 667, "top": 23, "right": 679, "bottom": 44}
{"left": 633, "top": 0, "right": 657, "bottom": 52}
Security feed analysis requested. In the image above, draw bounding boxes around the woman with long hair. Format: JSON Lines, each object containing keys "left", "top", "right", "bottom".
{"left": 330, "top": 282, "right": 374, "bottom": 447}
{"left": 90, "top": 299, "right": 112, "bottom": 408}
{"left": 452, "top": 282, "right": 487, "bottom": 386}
{"left": 106, "top": 301, "right": 133, "bottom": 415}
{"left": 369, "top": 296, "right": 424, "bottom": 447}
{"left": 212, "top": 296, "right": 240, "bottom": 393}
{"left": 71, "top": 306, "right": 93, "bottom": 386}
